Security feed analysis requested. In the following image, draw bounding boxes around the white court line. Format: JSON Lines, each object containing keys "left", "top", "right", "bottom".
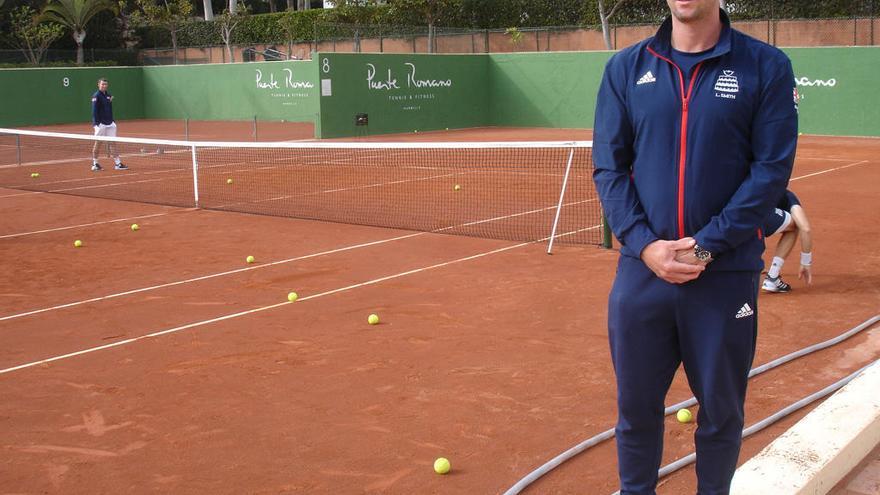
{"left": 0, "top": 212, "right": 171, "bottom": 239}
{"left": 0, "top": 190, "right": 43, "bottom": 199}
{"left": 0, "top": 224, "right": 599, "bottom": 375}
{"left": 0, "top": 231, "right": 423, "bottom": 322}
{"left": 790, "top": 160, "right": 869, "bottom": 181}
{"left": 0, "top": 198, "right": 597, "bottom": 322}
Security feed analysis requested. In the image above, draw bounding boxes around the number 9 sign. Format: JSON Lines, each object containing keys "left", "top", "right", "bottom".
{"left": 62, "top": 77, "right": 70, "bottom": 87}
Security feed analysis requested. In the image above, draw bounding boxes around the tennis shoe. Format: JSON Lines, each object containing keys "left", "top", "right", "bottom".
{"left": 762, "top": 276, "right": 791, "bottom": 293}
{"left": 91, "top": 163, "right": 103, "bottom": 171}
{"left": 114, "top": 163, "right": 128, "bottom": 170}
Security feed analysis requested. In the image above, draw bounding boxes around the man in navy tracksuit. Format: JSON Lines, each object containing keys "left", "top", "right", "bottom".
{"left": 592, "top": 1, "right": 798, "bottom": 493}
{"left": 91, "top": 78, "right": 127, "bottom": 171}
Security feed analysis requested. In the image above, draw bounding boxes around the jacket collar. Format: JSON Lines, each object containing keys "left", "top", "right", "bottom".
{"left": 648, "top": 8, "right": 732, "bottom": 61}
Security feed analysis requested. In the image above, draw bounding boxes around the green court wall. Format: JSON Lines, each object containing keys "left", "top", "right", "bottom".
{"left": 0, "top": 66, "right": 144, "bottom": 127}
{"left": 1, "top": 47, "right": 878, "bottom": 138}
{"left": 488, "top": 51, "right": 612, "bottom": 130}
{"left": 316, "top": 53, "right": 489, "bottom": 139}
{"left": 487, "top": 48, "right": 880, "bottom": 137}
{"left": 141, "top": 59, "right": 320, "bottom": 133}
{"left": 783, "top": 47, "right": 880, "bottom": 137}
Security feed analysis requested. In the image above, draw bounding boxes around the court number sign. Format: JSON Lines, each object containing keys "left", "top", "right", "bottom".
{"left": 62, "top": 77, "right": 70, "bottom": 87}
{"left": 322, "top": 58, "right": 330, "bottom": 74}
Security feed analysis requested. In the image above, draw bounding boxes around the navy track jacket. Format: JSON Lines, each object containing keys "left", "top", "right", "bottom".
{"left": 91, "top": 90, "right": 114, "bottom": 126}
{"left": 593, "top": 11, "right": 798, "bottom": 272}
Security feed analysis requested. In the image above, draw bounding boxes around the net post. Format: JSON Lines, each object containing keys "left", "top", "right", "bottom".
{"left": 253, "top": 115, "right": 258, "bottom": 142}
{"left": 547, "top": 147, "right": 576, "bottom": 254}
{"left": 191, "top": 145, "right": 200, "bottom": 208}
{"left": 602, "top": 214, "right": 613, "bottom": 249}
{"left": 15, "top": 134, "right": 21, "bottom": 166}
{"left": 184, "top": 118, "right": 189, "bottom": 141}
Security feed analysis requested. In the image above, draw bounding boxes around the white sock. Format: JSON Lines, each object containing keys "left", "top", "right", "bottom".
{"left": 768, "top": 256, "right": 785, "bottom": 278}
{"left": 93, "top": 158, "right": 99, "bottom": 165}
{"left": 114, "top": 157, "right": 121, "bottom": 165}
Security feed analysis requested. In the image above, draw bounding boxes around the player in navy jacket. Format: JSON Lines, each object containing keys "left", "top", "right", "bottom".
{"left": 592, "top": 1, "right": 798, "bottom": 493}
{"left": 90, "top": 78, "right": 127, "bottom": 171}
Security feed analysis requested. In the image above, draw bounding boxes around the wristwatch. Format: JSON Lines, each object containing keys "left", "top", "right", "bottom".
{"left": 694, "top": 244, "right": 713, "bottom": 262}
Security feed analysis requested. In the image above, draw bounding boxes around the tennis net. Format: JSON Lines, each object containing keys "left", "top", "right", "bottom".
{"left": 0, "top": 128, "right": 601, "bottom": 245}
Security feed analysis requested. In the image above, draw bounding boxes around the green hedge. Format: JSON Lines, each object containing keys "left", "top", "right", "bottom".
{"left": 134, "top": 0, "right": 878, "bottom": 50}
{"left": 136, "top": 6, "right": 385, "bottom": 48}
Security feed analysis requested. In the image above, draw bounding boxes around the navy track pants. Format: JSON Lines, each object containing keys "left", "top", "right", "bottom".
{"left": 608, "top": 255, "right": 760, "bottom": 495}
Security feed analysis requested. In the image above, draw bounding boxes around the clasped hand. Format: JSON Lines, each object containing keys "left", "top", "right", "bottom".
{"left": 640, "top": 237, "right": 708, "bottom": 284}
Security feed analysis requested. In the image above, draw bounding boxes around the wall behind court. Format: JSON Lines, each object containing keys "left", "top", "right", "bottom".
{"left": 486, "top": 47, "right": 880, "bottom": 137}
{"left": 141, "top": 59, "right": 320, "bottom": 133}
{"left": 316, "top": 53, "right": 489, "bottom": 138}
{"left": 0, "top": 67, "right": 144, "bottom": 127}
{"left": 488, "top": 51, "right": 611, "bottom": 130}
{"left": 784, "top": 47, "right": 880, "bottom": 137}
{"left": 1, "top": 47, "right": 878, "bottom": 138}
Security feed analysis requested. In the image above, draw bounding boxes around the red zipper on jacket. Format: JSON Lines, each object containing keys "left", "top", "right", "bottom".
{"left": 647, "top": 46, "right": 703, "bottom": 238}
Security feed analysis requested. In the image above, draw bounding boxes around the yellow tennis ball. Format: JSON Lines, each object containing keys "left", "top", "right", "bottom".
{"left": 246, "top": 255, "right": 255, "bottom": 264}
{"left": 34, "top": 172, "right": 40, "bottom": 177}
{"left": 73, "top": 240, "right": 83, "bottom": 248}
{"left": 434, "top": 457, "right": 450, "bottom": 474}
{"left": 287, "top": 291, "right": 298, "bottom": 302}
{"left": 453, "top": 184, "right": 461, "bottom": 191}
{"left": 676, "top": 408, "right": 693, "bottom": 423}
{"left": 227, "top": 178, "right": 233, "bottom": 184}
{"left": 131, "top": 223, "right": 139, "bottom": 231}
{"left": 368, "top": 314, "right": 379, "bottom": 325}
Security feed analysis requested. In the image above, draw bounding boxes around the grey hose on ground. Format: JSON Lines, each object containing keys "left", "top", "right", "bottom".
{"left": 502, "top": 315, "right": 880, "bottom": 495}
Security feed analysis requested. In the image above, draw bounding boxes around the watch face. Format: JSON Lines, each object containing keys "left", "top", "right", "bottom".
{"left": 695, "top": 246, "right": 712, "bottom": 261}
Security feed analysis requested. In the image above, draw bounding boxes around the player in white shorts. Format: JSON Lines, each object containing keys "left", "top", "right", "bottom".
{"left": 761, "top": 189, "right": 813, "bottom": 293}
{"left": 91, "top": 78, "right": 127, "bottom": 171}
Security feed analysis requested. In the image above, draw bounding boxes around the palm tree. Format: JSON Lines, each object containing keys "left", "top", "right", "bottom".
{"left": 41, "top": 0, "right": 118, "bottom": 65}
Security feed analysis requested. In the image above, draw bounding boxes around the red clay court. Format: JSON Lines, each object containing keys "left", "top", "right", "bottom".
{"left": 0, "top": 124, "right": 878, "bottom": 494}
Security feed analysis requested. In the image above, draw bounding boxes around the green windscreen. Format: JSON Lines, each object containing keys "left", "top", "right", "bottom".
{"left": 316, "top": 53, "right": 489, "bottom": 138}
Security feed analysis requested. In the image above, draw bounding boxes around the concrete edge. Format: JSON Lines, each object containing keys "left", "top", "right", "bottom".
{"left": 730, "top": 360, "right": 880, "bottom": 495}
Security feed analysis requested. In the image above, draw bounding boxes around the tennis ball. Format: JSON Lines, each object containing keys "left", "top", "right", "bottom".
{"left": 434, "top": 457, "right": 451, "bottom": 475}
{"left": 246, "top": 255, "right": 255, "bottom": 264}
{"left": 131, "top": 223, "right": 139, "bottom": 231}
{"left": 453, "top": 184, "right": 461, "bottom": 191}
{"left": 287, "top": 291, "right": 298, "bottom": 302}
{"left": 368, "top": 314, "right": 379, "bottom": 325}
{"left": 31, "top": 172, "right": 40, "bottom": 178}
{"left": 74, "top": 240, "right": 83, "bottom": 248}
{"left": 676, "top": 408, "right": 693, "bottom": 423}
{"left": 798, "top": 132, "right": 803, "bottom": 136}
{"left": 414, "top": 130, "right": 419, "bottom": 133}
{"left": 227, "top": 178, "right": 233, "bottom": 185}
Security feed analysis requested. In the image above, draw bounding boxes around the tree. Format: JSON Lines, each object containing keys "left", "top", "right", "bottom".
{"left": 278, "top": 9, "right": 303, "bottom": 56}
{"left": 6, "top": 6, "right": 64, "bottom": 64}
{"left": 41, "top": 0, "right": 118, "bottom": 65}
{"left": 388, "top": 0, "right": 458, "bottom": 53}
{"left": 597, "top": 0, "right": 627, "bottom": 50}
{"left": 217, "top": 1, "right": 247, "bottom": 62}
{"left": 130, "top": 0, "right": 194, "bottom": 65}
